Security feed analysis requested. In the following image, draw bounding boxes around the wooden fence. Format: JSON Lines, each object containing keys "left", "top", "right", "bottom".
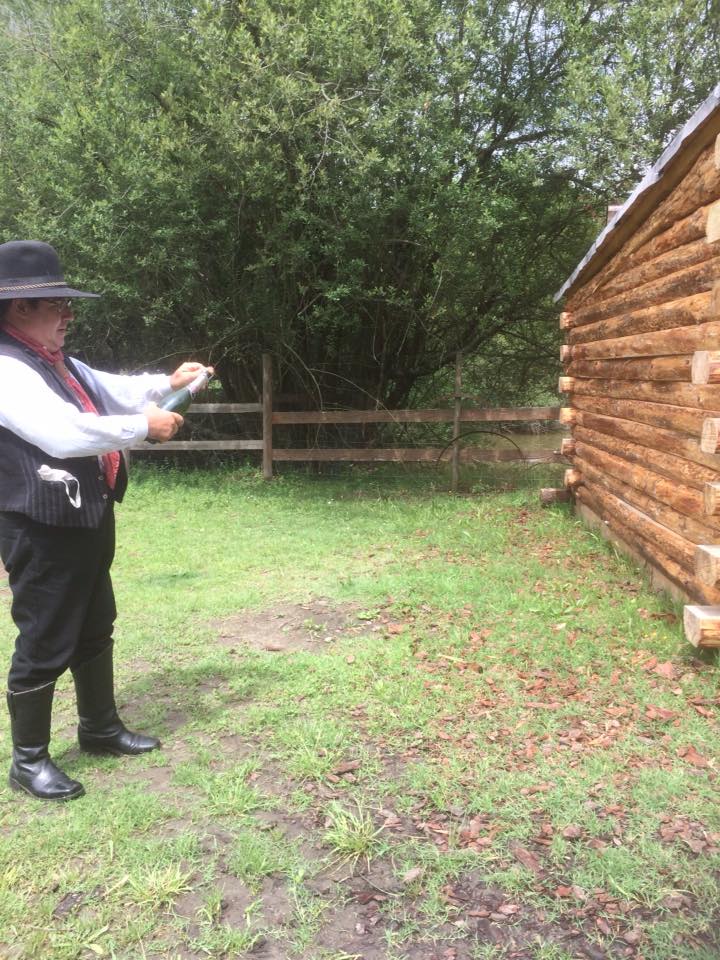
{"left": 137, "top": 354, "right": 563, "bottom": 484}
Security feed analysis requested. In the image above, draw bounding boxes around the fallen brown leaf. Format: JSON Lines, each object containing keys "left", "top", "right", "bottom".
{"left": 677, "top": 745, "right": 709, "bottom": 768}
{"left": 402, "top": 867, "right": 423, "bottom": 884}
{"left": 692, "top": 704, "right": 715, "bottom": 719}
{"left": 662, "top": 892, "right": 691, "bottom": 910}
{"left": 510, "top": 843, "right": 542, "bottom": 873}
{"left": 653, "top": 661, "right": 677, "bottom": 680}
{"left": 497, "top": 902, "right": 521, "bottom": 915}
{"left": 645, "top": 704, "right": 678, "bottom": 721}
{"left": 623, "top": 927, "right": 643, "bottom": 945}
{"left": 333, "top": 760, "right": 361, "bottom": 775}
{"left": 650, "top": 611, "right": 678, "bottom": 623}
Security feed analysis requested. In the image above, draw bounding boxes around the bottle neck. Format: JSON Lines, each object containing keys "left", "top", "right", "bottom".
{"left": 187, "top": 369, "right": 210, "bottom": 396}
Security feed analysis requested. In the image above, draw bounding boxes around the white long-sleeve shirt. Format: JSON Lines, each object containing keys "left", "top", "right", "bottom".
{"left": 0, "top": 355, "right": 171, "bottom": 459}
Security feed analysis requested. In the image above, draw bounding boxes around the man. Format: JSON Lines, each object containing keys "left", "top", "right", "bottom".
{"left": 0, "top": 239, "right": 208, "bottom": 801}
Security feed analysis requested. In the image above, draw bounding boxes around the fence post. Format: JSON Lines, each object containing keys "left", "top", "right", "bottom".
{"left": 262, "top": 353, "right": 273, "bottom": 480}
{"left": 451, "top": 352, "right": 462, "bottom": 492}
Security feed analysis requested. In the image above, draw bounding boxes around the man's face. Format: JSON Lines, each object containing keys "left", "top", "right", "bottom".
{"left": 9, "top": 297, "right": 74, "bottom": 352}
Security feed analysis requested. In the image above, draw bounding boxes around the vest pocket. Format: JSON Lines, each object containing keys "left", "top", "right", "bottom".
{"left": 37, "top": 465, "right": 82, "bottom": 509}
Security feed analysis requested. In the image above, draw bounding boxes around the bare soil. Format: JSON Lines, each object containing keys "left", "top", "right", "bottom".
{"left": 212, "top": 597, "right": 386, "bottom": 653}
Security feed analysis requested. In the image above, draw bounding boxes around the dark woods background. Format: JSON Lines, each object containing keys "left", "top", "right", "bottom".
{"left": 0, "top": 0, "right": 718, "bottom": 419}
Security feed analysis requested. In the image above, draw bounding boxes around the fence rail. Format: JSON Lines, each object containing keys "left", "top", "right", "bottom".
{"left": 136, "top": 354, "right": 562, "bottom": 483}
{"left": 270, "top": 406, "right": 560, "bottom": 425}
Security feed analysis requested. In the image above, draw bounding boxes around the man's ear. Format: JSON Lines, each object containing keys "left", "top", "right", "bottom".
{"left": 12, "top": 299, "right": 35, "bottom": 318}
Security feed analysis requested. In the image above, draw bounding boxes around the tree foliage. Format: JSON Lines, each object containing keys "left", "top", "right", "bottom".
{"left": 0, "top": 0, "right": 718, "bottom": 407}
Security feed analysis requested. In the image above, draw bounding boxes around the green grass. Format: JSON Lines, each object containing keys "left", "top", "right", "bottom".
{"left": 0, "top": 461, "right": 719, "bottom": 959}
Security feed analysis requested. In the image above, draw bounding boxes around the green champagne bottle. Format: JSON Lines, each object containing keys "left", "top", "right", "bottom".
{"left": 159, "top": 367, "right": 213, "bottom": 414}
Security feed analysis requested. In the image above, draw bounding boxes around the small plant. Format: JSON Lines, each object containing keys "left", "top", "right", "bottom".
{"left": 200, "top": 762, "right": 265, "bottom": 817}
{"left": 227, "top": 827, "right": 294, "bottom": 889}
{"left": 192, "top": 906, "right": 265, "bottom": 955}
{"left": 196, "top": 886, "right": 223, "bottom": 924}
{"left": 323, "top": 800, "right": 385, "bottom": 868}
{"left": 128, "top": 864, "right": 193, "bottom": 908}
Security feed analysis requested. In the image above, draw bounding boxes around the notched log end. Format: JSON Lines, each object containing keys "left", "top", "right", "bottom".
{"left": 700, "top": 418, "right": 720, "bottom": 454}
{"left": 704, "top": 483, "right": 720, "bottom": 517}
{"left": 694, "top": 545, "right": 720, "bottom": 587}
{"left": 558, "top": 407, "right": 576, "bottom": 427}
{"left": 684, "top": 603, "right": 720, "bottom": 648}
{"left": 706, "top": 201, "right": 720, "bottom": 244}
{"left": 691, "top": 350, "right": 714, "bottom": 385}
{"left": 558, "top": 376, "right": 575, "bottom": 394}
{"left": 563, "top": 468, "right": 583, "bottom": 490}
{"left": 559, "top": 311, "right": 573, "bottom": 330}
{"left": 711, "top": 281, "right": 720, "bottom": 317}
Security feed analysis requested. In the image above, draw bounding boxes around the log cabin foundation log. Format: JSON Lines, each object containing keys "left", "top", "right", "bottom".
{"left": 540, "top": 488, "right": 571, "bottom": 506}
{"left": 576, "top": 500, "right": 690, "bottom": 604}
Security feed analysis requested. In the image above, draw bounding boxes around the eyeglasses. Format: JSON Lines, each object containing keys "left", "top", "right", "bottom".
{"left": 41, "top": 297, "right": 73, "bottom": 312}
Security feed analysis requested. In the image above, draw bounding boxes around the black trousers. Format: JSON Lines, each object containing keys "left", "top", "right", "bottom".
{"left": 0, "top": 507, "right": 116, "bottom": 690}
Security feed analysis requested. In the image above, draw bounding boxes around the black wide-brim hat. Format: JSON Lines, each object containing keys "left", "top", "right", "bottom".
{"left": 0, "top": 240, "right": 100, "bottom": 300}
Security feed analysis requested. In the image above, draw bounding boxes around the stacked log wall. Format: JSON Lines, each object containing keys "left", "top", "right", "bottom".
{"left": 560, "top": 137, "right": 720, "bottom": 610}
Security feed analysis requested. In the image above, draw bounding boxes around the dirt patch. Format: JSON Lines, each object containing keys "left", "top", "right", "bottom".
{"left": 212, "top": 598, "right": 387, "bottom": 653}
{"left": 113, "top": 763, "right": 175, "bottom": 791}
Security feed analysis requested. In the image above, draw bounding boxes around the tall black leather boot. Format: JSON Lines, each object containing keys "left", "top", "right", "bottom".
{"left": 72, "top": 645, "right": 160, "bottom": 756}
{"left": 7, "top": 682, "right": 85, "bottom": 801}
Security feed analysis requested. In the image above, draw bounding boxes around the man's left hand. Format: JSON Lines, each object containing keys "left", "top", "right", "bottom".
{"left": 169, "top": 362, "right": 214, "bottom": 390}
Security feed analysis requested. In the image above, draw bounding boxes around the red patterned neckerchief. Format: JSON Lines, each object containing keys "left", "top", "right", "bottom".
{"left": 4, "top": 323, "right": 120, "bottom": 490}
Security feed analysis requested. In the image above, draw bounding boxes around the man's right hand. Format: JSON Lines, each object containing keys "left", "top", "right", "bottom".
{"left": 145, "top": 403, "right": 183, "bottom": 442}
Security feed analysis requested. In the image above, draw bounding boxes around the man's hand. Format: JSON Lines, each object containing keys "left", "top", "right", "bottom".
{"left": 169, "top": 362, "right": 214, "bottom": 391}
{"left": 145, "top": 403, "right": 183, "bottom": 442}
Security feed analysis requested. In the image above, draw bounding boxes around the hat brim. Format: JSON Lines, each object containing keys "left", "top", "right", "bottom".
{"left": 0, "top": 285, "right": 100, "bottom": 300}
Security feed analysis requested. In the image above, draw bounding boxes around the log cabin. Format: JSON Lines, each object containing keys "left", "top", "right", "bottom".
{"left": 554, "top": 83, "right": 720, "bottom": 649}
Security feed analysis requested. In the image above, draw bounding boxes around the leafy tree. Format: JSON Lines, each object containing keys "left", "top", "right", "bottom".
{"left": 0, "top": 0, "right": 717, "bottom": 411}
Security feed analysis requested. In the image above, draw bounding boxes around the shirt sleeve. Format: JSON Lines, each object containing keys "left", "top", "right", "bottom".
{"left": 0, "top": 356, "right": 151, "bottom": 458}
{"left": 70, "top": 358, "right": 172, "bottom": 415}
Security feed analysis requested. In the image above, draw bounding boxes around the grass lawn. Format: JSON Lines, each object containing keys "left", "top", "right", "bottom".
{"left": 0, "top": 462, "right": 718, "bottom": 960}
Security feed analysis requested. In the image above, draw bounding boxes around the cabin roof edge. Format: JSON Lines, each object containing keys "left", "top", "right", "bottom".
{"left": 555, "top": 84, "right": 720, "bottom": 304}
